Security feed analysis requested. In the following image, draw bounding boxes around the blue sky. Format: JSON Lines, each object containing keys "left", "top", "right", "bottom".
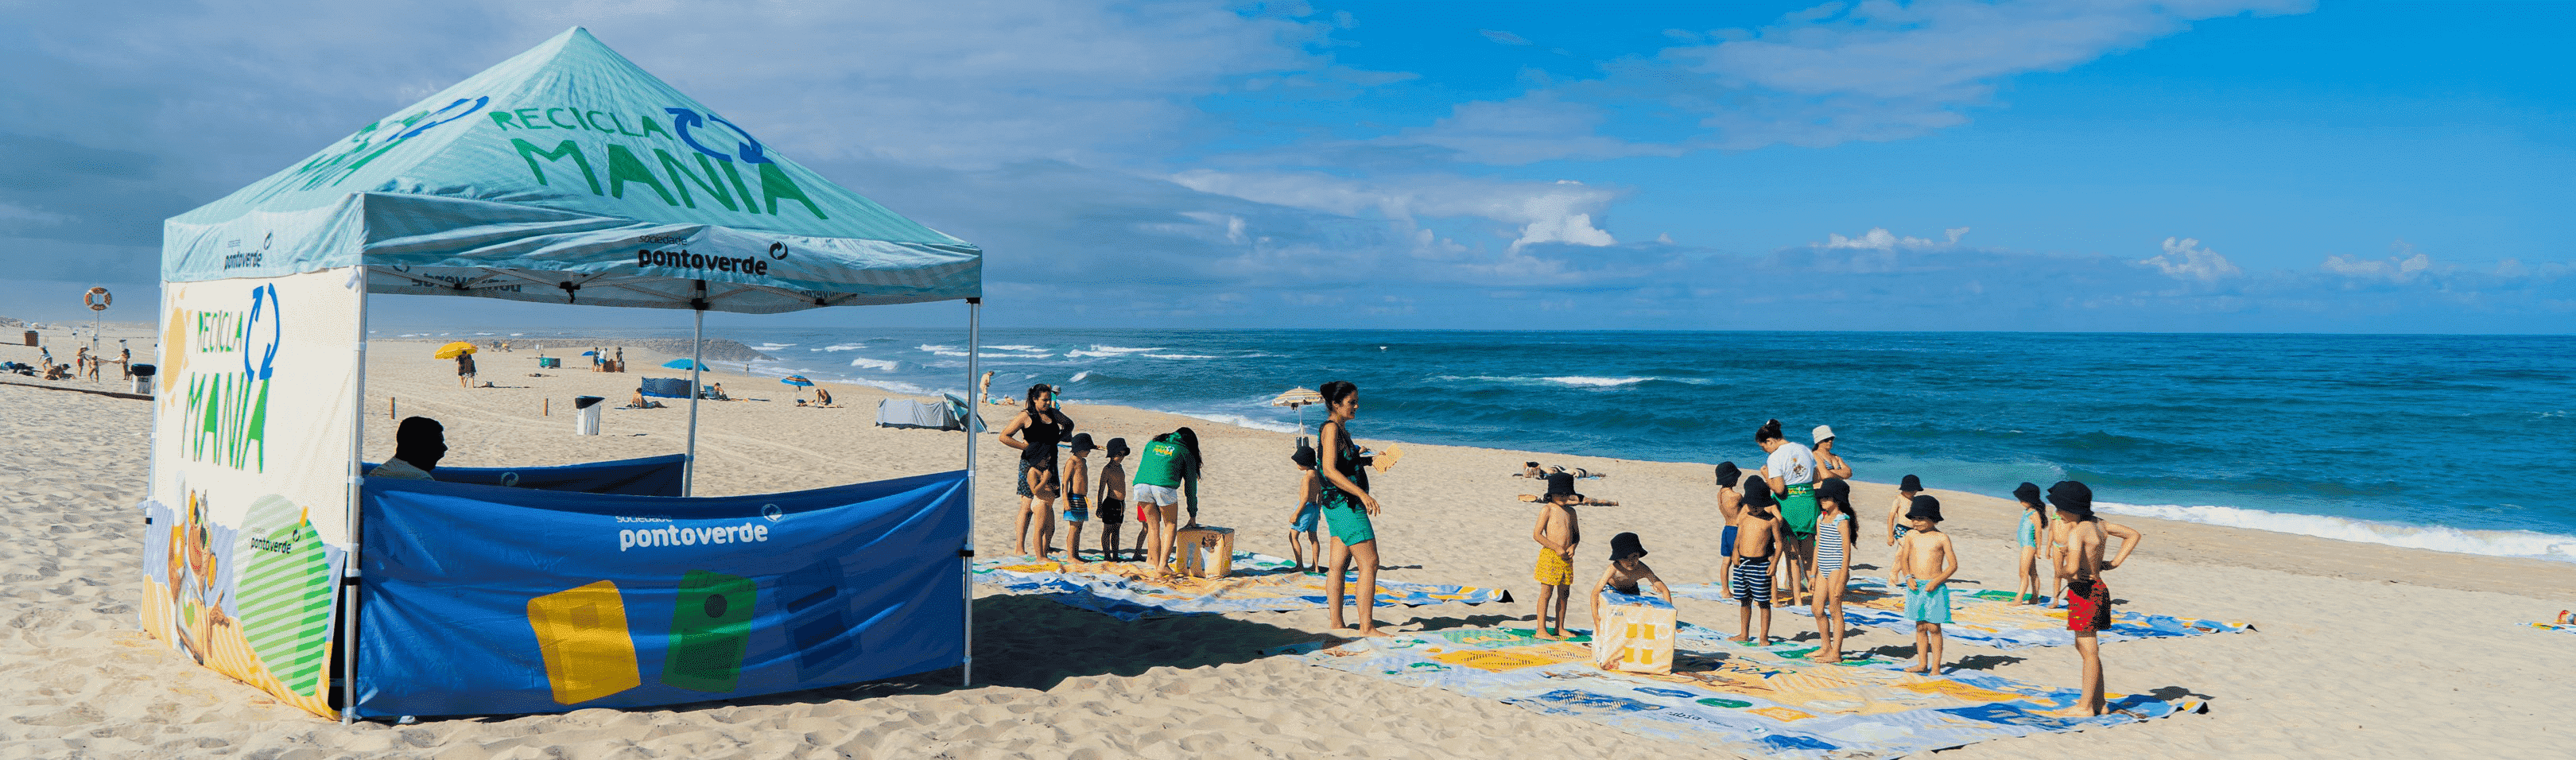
{"left": 2, "top": 0, "right": 2567, "bottom": 332}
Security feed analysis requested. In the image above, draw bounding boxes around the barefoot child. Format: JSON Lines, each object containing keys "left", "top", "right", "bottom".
{"left": 1728, "top": 479, "right": 1789, "bottom": 645}
{"left": 1061, "top": 434, "right": 1096, "bottom": 560}
{"left": 2012, "top": 482, "right": 2050, "bottom": 604}
{"left": 1097, "top": 438, "right": 1130, "bottom": 560}
{"left": 1809, "top": 479, "right": 1856, "bottom": 662}
{"left": 1892, "top": 495, "right": 1956, "bottom": 674}
{"left": 2050, "top": 480, "right": 2135, "bottom": 718}
{"left": 1287, "top": 440, "right": 1324, "bottom": 571}
{"left": 1885, "top": 474, "right": 1922, "bottom": 548}
{"left": 1530, "top": 473, "right": 1582, "bottom": 639}
{"left": 1713, "top": 463, "right": 1743, "bottom": 561}
{"left": 1588, "top": 532, "right": 1672, "bottom": 638}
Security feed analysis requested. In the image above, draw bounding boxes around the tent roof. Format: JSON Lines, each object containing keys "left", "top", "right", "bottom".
{"left": 163, "top": 28, "right": 979, "bottom": 312}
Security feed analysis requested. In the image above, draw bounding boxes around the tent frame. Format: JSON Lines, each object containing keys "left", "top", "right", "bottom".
{"left": 329, "top": 277, "right": 980, "bottom": 723}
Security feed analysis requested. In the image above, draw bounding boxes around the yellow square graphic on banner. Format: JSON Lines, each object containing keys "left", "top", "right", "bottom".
{"left": 527, "top": 580, "right": 642, "bottom": 704}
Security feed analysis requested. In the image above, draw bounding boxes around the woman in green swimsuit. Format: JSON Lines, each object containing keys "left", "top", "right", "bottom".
{"left": 1315, "top": 380, "right": 1390, "bottom": 638}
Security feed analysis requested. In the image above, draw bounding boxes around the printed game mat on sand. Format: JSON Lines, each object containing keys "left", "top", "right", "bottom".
{"left": 1671, "top": 576, "right": 2253, "bottom": 649}
{"left": 2537, "top": 611, "right": 2576, "bottom": 634}
{"left": 973, "top": 552, "right": 1510, "bottom": 622}
{"left": 1290, "top": 618, "right": 2201, "bottom": 759}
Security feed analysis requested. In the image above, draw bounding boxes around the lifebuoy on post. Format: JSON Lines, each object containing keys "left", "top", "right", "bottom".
{"left": 83, "top": 287, "right": 111, "bottom": 312}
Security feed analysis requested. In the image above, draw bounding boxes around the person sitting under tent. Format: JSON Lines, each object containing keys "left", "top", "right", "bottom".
{"left": 370, "top": 417, "right": 448, "bottom": 481}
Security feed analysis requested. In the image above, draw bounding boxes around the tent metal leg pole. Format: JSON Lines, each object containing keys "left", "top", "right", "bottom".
{"left": 962, "top": 299, "right": 980, "bottom": 688}
{"left": 343, "top": 273, "right": 370, "bottom": 724}
{"left": 685, "top": 291, "right": 704, "bottom": 497}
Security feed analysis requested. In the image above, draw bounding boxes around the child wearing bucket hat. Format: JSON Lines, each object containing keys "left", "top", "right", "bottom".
{"left": 1586, "top": 532, "right": 1672, "bottom": 637}
{"left": 1893, "top": 494, "right": 1957, "bottom": 674}
{"left": 1061, "top": 433, "right": 1096, "bottom": 559}
{"left": 1530, "top": 472, "right": 1584, "bottom": 640}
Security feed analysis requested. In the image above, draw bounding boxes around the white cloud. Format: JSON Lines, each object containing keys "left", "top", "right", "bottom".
{"left": 1479, "top": 29, "right": 1534, "bottom": 46}
{"left": 2322, "top": 241, "right": 2434, "bottom": 283}
{"left": 2138, "top": 236, "right": 2242, "bottom": 282}
{"left": 1166, "top": 170, "right": 1620, "bottom": 251}
{"left": 1821, "top": 227, "right": 1962, "bottom": 250}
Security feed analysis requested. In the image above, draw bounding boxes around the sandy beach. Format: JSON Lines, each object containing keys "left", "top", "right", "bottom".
{"left": 2, "top": 334, "right": 2572, "bottom": 758}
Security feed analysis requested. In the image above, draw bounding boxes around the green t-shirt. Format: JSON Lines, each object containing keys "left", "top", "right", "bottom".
{"left": 1133, "top": 435, "right": 1186, "bottom": 487}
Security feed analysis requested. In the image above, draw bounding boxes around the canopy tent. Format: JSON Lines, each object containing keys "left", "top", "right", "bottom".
{"left": 143, "top": 28, "right": 988, "bottom": 723}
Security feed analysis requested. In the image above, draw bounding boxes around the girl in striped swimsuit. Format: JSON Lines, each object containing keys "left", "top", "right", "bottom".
{"left": 1810, "top": 479, "right": 1857, "bottom": 663}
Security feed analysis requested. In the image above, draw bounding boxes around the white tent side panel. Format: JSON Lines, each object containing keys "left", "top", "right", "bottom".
{"left": 142, "top": 268, "right": 361, "bottom": 718}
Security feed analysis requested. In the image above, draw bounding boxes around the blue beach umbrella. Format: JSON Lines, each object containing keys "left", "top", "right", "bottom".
{"left": 580, "top": 351, "right": 599, "bottom": 356}
{"left": 781, "top": 375, "right": 814, "bottom": 386}
{"left": 662, "top": 359, "right": 704, "bottom": 370}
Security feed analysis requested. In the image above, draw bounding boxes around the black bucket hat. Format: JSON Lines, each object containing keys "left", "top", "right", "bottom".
{"left": 1609, "top": 532, "right": 1647, "bottom": 560}
{"left": 1713, "top": 462, "right": 1741, "bottom": 487}
{"left": 1545, "top": 471, "right": 1581, "bottom": 501}
{"left": 1740, "top": 476, "right": 1776, "bottom": 509}
{"left": 1069, "top": 432, "right": 1096, "bottom": 454}
{"left": 2012, "top": 482, "right": 2043, "bottom": 506}
{"left": 1104, "top": 437, "right": 1131, "bottom": 458}
{"left": 1906, "top": 494, "right": 1943, "bottom": 522}
{"left": 1814, "top": 478, "right": 1849, "bottom": 506}
{"left": 1290, "top": 440, "right": 1317, "bottom": 470}
{"left": 2047, "top": 481, "right": 2094, "bottom": 518}
{"left": 1900, "top": 474, "right": 1923, "bottom": 492}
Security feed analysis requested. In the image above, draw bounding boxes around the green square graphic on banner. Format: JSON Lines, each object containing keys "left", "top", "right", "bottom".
{"left": 661, "top": 570, "right": 755, "bottom": 692}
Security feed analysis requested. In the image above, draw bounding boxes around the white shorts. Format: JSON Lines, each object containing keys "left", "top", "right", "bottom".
{"left": 1131, "top": 483, "right": 1182, "bottom": 506}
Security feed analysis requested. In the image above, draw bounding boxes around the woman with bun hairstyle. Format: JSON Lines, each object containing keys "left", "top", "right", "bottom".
{"left": 1757, "top": 419, "right": 1820, "bottom": 604}
{"left": 1314, "top": 380, "right": 1391, "bottom": 637}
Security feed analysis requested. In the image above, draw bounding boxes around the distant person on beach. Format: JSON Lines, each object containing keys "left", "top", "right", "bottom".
{"left": 118, "top": 347, "right": 131, "bottom": 378}
{"left": 2048, "top": 480, "right": 2128, "bottom": 718}
{"left": 455, "top": 351, "right": 476, "bottom": 389}
{"left": 1530, "top": 472, "right": 1583, "bottom": 640}
{"left": 1315, "top": 381, "right": 1390, "bottom": 636}
{"left": 1757, "top": 419, "right": 1819, "bottom": 604}
{"left": 1887, "top": 474, "right": 1923, "bottom": 549}
{"left": 1061, "top": 434, "right": 1096, "bottom": 560}
{"left": 1097, "top": 438, "right": 1130, "bottom": 560}
{"left": 1728, "top": 479, "right": 1787, "bottom": 645}
{"left": 74, "top": 347, "right": 90, "bottom": 380}
{"left": 627, "top": 390, "right": 665, "bottom": 409}
{"left": 2013, "top": 482, "right": 2052, "bottom": 605}
{"left": 1813, "top": 425, "right": 1852, "bottom": 479}
{"left": 813, "top": 387, "right": 833, "bottom": 407}
{"left": 370, "top": 417, "right": 447, "bottom": 481}
{"left": 1287, "top": 440, "right": 1325, "bottom": 572}
{"left": 998, "top": 384, "right": 1075, "bottom": 558}
{"left": 1520, "top": 462, "right": 1545, "bottom": 478}
{"left": 1893, "top": 495, "right": 1957, "bottom": 674}
{"left": 1588, "top": 532, "right": 1671, "bottom": 642}
{"left": 1713, "top": 463, "right": 1743, "bottom": 559}
{"left": 1133, "top": 427, "right": 1203, "bottom": 575}
{"left": 1809, "top": 478, "right": 1856, "bottom": 662}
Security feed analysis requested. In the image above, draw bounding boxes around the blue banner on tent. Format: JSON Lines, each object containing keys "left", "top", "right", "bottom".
{"left": 353, "top": 471, "right": 968, "bottom": 718}
{"left": 362, "top": 454, "right": 689, "bottom": 497}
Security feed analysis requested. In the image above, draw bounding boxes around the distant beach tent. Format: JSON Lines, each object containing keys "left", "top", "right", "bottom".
{"left": 145, "top": 28, "right": 993, "bottom": 723}
{"left": 433, "top": 341, "right": 479, "bottom": 359}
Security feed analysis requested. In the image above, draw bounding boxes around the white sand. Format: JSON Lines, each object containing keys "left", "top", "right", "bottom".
{"left": 2, "top": 338, "right": 2572, "bottom": 758}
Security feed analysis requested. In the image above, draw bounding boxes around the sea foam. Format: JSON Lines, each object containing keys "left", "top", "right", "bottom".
{"left": 848, "top": 357, "right": 898, "bottom": 371}
{"left": 1544, "top": 376, "right": 1651, "bottom": 387}
{"left": 2097, "top": 501, "right": 2576, "bottom": 563}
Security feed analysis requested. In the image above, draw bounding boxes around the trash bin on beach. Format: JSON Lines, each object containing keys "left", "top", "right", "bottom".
{"left": 573, "top": 395, "right": 605, "bottom": 436}
{"left": 21, "top": 331, "right": 35, "bottom": 347}
{"left": 130, "top": 364, "right": 156, "bottom": 395}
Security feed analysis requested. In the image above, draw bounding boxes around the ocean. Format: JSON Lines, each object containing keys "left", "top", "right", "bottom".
{"left": 409, "top": 328, "right": 2576, "bottom": 564}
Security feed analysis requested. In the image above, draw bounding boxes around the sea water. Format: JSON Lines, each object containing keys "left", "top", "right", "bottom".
{"left": 464, "top": 328, "right": 2576, "bottom": 563}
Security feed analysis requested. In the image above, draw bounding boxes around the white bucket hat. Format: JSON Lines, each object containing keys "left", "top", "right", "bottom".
{"left": 1812, "top": 425, "right": 1836, "bottom": 444}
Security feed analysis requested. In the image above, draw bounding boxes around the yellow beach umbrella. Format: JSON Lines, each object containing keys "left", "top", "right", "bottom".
{"left": 433, "top": 341, "right": 479, "bottom": 359}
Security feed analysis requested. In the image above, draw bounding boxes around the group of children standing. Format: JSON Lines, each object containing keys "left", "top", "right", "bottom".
{"left": 1519, "top": 418, "right": 2144, "bottom": 719}
{"left": 998, "top": 383, "right": 1207, "bottom": 576}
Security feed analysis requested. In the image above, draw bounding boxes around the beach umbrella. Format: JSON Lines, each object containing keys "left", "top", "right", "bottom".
{"left": 580, "top": 351, "right": 599, "bottom": 356}
{"left": 1271, "top": 386, "right": 1324, "bottom": 435}
{"left": 662, "top": 359, "right": 704, "bottom": 370}
{"left": 433, "top": 341, "right": 477, "bottom": 359}
{"left": 781, "top": 375, "right": 814, "bottom": 386}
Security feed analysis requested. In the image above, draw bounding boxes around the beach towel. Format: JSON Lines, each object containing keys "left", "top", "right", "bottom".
{"left": 972, "top": 552, "right": 1510, "bottom": 622}
{"left": 1672, "top": 576, "right": 2252, "bottom": 649}
{"left": 1290, "top": 621, "right": 2199, "bottom": 759}
{"left": 2535, "top": 611, "right": 2576, "bottom": 634}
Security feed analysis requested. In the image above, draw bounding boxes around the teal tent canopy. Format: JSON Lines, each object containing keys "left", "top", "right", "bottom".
{"left": 163, "top": 27, "right": 980, "bottom": 313}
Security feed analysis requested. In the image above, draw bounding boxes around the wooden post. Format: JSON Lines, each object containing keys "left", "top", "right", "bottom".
{"left": 390, "top": 397, "right": 398, "bottom": 421}
{"left": 543, "top": 397, "right": 550, "bottom": 417}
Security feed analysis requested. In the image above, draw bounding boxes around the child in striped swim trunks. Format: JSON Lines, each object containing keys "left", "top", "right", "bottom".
{"left": 1728, "top": 479, "right": 1788, "bottom": 646}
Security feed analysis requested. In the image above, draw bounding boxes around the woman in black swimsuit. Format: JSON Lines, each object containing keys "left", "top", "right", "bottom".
{"left": 999, "top": 384, "right": 1075, "bottom": 558}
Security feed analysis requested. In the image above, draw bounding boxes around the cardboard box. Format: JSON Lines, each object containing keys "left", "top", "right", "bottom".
{"left": 1176, "top": 525, "right": 1235, "bottom": 578}
{"left": 1593, "top": 591, "right": 1677, "bottom": 674}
